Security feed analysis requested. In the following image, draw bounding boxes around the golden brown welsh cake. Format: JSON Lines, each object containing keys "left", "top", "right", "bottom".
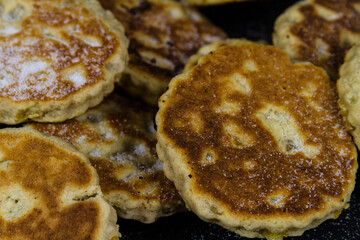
{"left": 99, "top": 0, "right": 226, "bottom": 106}
{"left": 27, "top": 93, "right": 184, "bottom": 223}
{"left": 337, "top": 43, "right": 360, "bottom": 150}
{"left": 273, "top": 0, "right": 360, "bottom": 79}
{"left": 156, "top": 39, "right": 358, "bottom": 239}
{"left": 0, "top": 0, "right": 128, "bottom": 124}
{"left": 0, "top": 127, "right": 119, "bottom": 240}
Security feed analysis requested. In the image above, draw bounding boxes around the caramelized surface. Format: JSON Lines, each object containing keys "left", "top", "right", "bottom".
{"left": 99, "top": 0, "right": 226, "bottom": 82}
{"left": 290, "top": 0, "right": 360, "bottom": 76}
{"left": 30, "top": 93, "right": 181, "bottom": 207}
{"left": 0, "top": 129, "right": 99, "bottom": 239}
{"left": 0, "top": 0, "right": 119, "bottom": 101}
{"left": 161, "top": 43, "right": 357, "bottom": 215}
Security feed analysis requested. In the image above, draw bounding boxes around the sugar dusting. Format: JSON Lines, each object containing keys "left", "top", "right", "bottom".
{"left": 19, "top": 61, "right": 49, "bottom": 78}
{"left": 0, "top": 26, "right": 21, "bottom": 36}
{"left": 68, "top": 72, "right": 86, "bottom": 88}
{"left": 134, "top": 143, "right": 147, "bottom": 156}
{"left": 109, "top": 139, "right": 162, "bottom": 173}
{"left": 0, "top": 39, "right": 60, "bottom": 100}
{"left": 0, "top": 36, "right": 84, "bottom": 101}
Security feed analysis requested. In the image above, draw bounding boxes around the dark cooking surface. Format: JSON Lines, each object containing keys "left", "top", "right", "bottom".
{"left": 117, "top": 0, "right": 360, "bottom": 239}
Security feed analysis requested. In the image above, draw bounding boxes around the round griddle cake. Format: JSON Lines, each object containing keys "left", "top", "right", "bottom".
{"left": 273, "top": 0, "right": 360, "bottom": 79}
{"left": 337, "top": 43, "right": 360, "bottom": 151}
{"left": 0, "top": 127, "right": 119, "bottom": 240}
{"left": 156, "top": 39, "right": 358, "bottom": 239}
{"left": 27, "top": 93, "right": 184, "bottom": 223}
{"left": 0, "top": 0, "right": 128, "bottom": 124}
{"left": 99, "top": 0, "right": 226, "bottom": 106}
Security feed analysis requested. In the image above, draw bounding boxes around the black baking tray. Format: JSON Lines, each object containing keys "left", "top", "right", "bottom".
{"left": 117, "top": 1, "right": 360, "bottom": 239}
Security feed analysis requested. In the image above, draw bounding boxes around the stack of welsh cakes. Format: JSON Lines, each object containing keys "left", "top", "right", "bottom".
{"left": 0, "top": 0, "right": 358, "bottom": 240}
